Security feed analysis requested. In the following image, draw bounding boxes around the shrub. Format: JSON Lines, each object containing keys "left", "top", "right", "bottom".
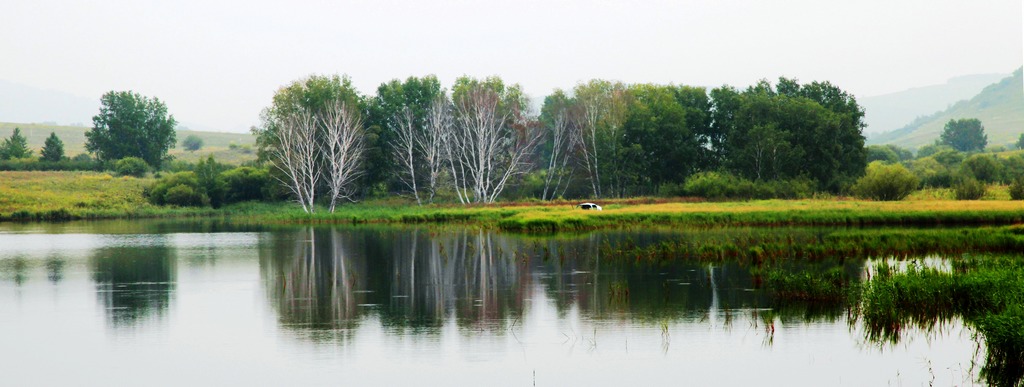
{"left": 961, "top": 154, "right": 1003, "bottom": 183}
{"left": 932, "top": 149, "right": 964, "bottom": 168}
{"left": 148, "top": 171, "right": 209, "bottom": 206}
{"left": 852, "top": 162, "right": 919, "bottom": 201}
{"left": 866, "top": 145, "right": 899, "bottom": 164}
{"left": 195, "top": 156, "right": 228, "bottom": 207}
{"left": 114, "top": 157, "right": 149, "bottom": 177}
{"left": 1010, "top": 178, "right": 1024, "bottom": 200}
{"left": 684, "top": 172, "right": 742, "bottom": 199}
{"left": 221, "top": 167, "right": 272, "bottom": 203}
{"left": 953, "top": 175, "right": 986, "bottom": 200}
{"left": 163, "top": 185, "right": 207, "bottom": 207}
{"left": 909, "top": 158, "right": 952, "bottom": 188}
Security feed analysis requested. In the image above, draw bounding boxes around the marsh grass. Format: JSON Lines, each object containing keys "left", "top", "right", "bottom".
{"left": 853, "top": 255, "right": 1024, "bottom": 386}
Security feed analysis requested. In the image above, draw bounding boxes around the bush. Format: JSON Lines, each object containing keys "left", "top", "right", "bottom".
{"left": 1010, "top": 178, "right": 1024, "bottom": 200}
{"left": 852, "top": 162, "right": 919, "bottom": 201}
{"left": 682, "top": 172, "right": 815, "bottom": 200}
{"left": 114, "top": 157, "right": 149, "bottom": 177}
{"left": 961, "top": 154, "right": 1003, "bottom": 183}
{"left": 0, "top": 158, "right": 100, "bottom": 171}
{"left": 221, "top": 167, "right": 272, "bottom": 203}
{"left": 953, "top": 176, "right": 986, "bottom": 200}
{"left": 759, "top": 177, "right": 816, "bottom": 199}
{"left": 163, "top": 184, "right": 207, "bottom": 206}
{"left": 909, "top": 158, "right": 952, "bottom": 188}
{"left": 684, "top": 172, "right": 743, "bottom": 199}
{"left": 148, "top": 172, "right": 209, "bottom": 206}
{"left": 866, "top": 145, "right": 899, "bottom": 164}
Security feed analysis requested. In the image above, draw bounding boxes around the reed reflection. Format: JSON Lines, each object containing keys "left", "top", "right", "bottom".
{"left": 90, "top": 243, "right": 176, "bottom": 328}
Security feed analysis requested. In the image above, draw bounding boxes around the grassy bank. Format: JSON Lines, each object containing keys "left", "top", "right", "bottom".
{"left": 5, "top": 171, "right": 1024, "bottom": 229}
{"left": 0, "top": 171, "right": 218, "bottom": 221}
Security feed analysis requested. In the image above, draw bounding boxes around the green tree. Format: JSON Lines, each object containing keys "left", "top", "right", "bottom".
{"left": 1016, "top": 133, "right": 1024, "bottom": 150}
{"left": 866, "top": 145, "right": 900, "bottom": 164}
{"left": 1, "top": 127, "right": 32, "bottom": 160}
{"left": 40, "top": 132, "right": 65, "bottom": 162}
{"left": 916, "top": 143, "right": 953, "bottom": 158}
{"left": 940, "top": 118, "right": 987, "bottom": 152}
{"left": 182, "top": 134, "right": 204, "bottom": 152}
{"left": 254, "top": 74, "right": 363, "bottom": 163}
{"left": 622, "top": 84, "right": 699, "bottom": 193}
{"left": 86, "top": 91, "right": 177, "bottom": 168}
{"left": 364, "top": 75, "right": 444, "bottom": 195}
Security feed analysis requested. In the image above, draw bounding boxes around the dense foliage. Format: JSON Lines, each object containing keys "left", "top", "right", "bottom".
{"left": 146, "top": 157, "right": 273, "bottom": 208}
{"left": 86, "top": 91, "right": 177, "bottom": 168}
{"left": 940, "top": 118, "right": 987, "bottom": 152}
{"left": 114, "top": 157, "right": 149, "bottom": 177}
{"left": 852, "top": 162, "right": 918, "bottom": 201}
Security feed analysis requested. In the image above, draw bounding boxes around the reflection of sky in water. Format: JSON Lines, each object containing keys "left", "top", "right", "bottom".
{"left": 0, "top": 223, "right": 987, "bottom": 386}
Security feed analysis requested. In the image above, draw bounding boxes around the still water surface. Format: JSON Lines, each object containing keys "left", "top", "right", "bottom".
{"left": 0, "top": 221, "right": 981, "bottom": 386}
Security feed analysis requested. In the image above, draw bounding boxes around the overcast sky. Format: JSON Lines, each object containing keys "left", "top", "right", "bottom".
{"left": 1, "top": 0, "right": 1021, "bottom": 132}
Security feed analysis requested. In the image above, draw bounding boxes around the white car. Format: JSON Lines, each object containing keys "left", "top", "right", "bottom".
{"left": 576, "top": 202, "right": 602, "bottom": 211}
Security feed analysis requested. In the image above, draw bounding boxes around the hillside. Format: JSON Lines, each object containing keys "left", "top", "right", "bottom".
{"left": 859, "top": 73, "right": 1005, "bottom": 134}
{"left": 869, "top": 68, "right": 1024, "bottom": 149}
{"left": 0, "top": 122, "right": 256, "bottom": 164}
{"left": 0, "top": 80, "right": 96, "bottom": 126}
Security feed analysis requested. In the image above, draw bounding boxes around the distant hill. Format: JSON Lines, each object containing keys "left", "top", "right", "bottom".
{"left": 0, "top": 122, "right": 256, "bottom": 163}
{"left": 860, "top": 73, "right": 1005, "bottom": 135}
{"left": 0, "top": 80, "right": 97, "bottom": 126}
{"left": 868, "top": 68, "right": 1024, "bottom": 149}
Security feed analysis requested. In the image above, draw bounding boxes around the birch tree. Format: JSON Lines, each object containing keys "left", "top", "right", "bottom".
{"left": 389, "top": 106, "right": 420, "bottom": 204}
{"left": 319, "top": 100, "right": 365, "bottom": 212}
{"left": 572, "top": 80, "right": 630, "bottom": 198}
{"left": 539, "top": 90, "right": 577, "bottom": 200}
{"left": 268, "top": 106, "right": 320, "bottom": 213}
{"left": 419, "top": 96, "right": 452, "bottom": 203}
{"left": 447, "top": 78, "right": 541, "bottom": 203}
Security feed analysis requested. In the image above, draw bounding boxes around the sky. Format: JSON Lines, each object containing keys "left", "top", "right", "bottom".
{"left": 1, "top": 0, "right": 1021, "bottom": 133}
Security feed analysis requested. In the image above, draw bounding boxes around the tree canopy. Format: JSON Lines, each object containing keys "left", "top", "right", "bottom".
{"left": 182, "top": 134, "right": 204, "bottom": 152}
{"left": 940, "top": 118, "right": 987, "bottom": 152}
{"left": 86, "top": 91, "right": 177, "bottom": 168}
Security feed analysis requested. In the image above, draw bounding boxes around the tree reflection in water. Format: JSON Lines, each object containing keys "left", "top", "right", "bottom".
{"left": 90, "top": 242, "right": 176, "bottom": 329}
{"left": 258, "top": 226, "right": 1020, "bottom": 386}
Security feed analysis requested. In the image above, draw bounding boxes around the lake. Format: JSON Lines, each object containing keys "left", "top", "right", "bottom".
{"left": 0, "top": 221, "right": 988, "bottom": 386}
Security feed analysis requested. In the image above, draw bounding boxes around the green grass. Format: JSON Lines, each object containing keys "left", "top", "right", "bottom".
{"left": 856, "top": 256, "right": 1024, "bottom": 386}
{"left": 0, "top": 171, "right": 218, "bottom": 221}
{"left": 5, "top": 171, "right": 1024, "bottom": 231}
{"left": 0, "top": 121, "right": 256, "bottom": 163}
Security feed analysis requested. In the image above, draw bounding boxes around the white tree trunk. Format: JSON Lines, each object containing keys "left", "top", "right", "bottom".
{"left": 390, "top": 106, "right": 420, "bottom": 205}
{"left": 319, "top": 100, "right": 365, "bottom": 212}
{"left": 269, "top": 106, "right": 320, "bottom": 213}
{"left": 449, "top": 86, "right": 540, "bottom": 203}
{"left": 420, "top": 97, "right": 451, "bottom": 204}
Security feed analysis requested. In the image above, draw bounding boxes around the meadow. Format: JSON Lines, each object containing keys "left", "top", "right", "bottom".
{"left": 0, "top": 122, "right": 257, "bottom": 164}
{"left": 5, "top": 170, "right": 1024, "bottom": 229}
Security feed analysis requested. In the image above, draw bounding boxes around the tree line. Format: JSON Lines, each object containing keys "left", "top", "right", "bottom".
{"left": 252, "top": 74, "right": 868, "bottom": 211}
